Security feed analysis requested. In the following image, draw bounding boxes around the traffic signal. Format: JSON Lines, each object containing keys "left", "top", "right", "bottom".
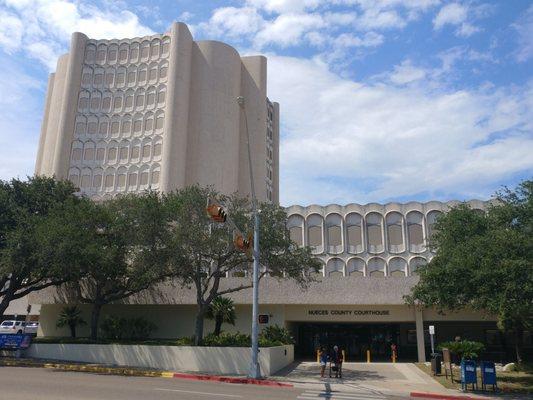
{"left": 206, "top": 203, "right": 227, "bottom": 223}
{"left": 234, "top": 233, "right": 252, "bottom": 252}
{"left": 258, "top": 314, "right": 269, "bottom": 324}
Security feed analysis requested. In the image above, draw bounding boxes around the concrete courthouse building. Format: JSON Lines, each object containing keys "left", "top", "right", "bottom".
{"left": 32, "top": 23, "right": 529, "bottom": 363}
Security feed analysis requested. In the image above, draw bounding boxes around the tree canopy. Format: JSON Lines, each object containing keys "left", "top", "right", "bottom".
{"left": 407, "top": 180, "right": 533, "bottom": 363}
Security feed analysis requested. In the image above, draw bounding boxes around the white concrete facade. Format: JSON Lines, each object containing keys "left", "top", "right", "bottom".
{"left": 35, "top": 22, "right": 279, "bottom": 203}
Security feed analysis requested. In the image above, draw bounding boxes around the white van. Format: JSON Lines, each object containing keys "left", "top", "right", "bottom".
{"left": 0, "top": 320, "right": 26, "bottom": 334}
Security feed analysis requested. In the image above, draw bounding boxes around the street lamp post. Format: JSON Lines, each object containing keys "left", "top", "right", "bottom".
{"left": 237, "top": 96, "right": 261, "bottom": 379}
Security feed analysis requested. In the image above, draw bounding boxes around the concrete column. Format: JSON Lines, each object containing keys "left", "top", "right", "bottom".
{"left": 52, "top": 32, "right": 86, "bottom": 179}
{"left": 35, "top": 73, "right": 55, "bottom": 175}
{"left": 159, "top": 22, "right": 193, "bottom": 192}
{"left": 415, "top": 306, "right": 426, "bottom": 362}
{"left": 272, "top": 102, "right": 280, "bottom": 205}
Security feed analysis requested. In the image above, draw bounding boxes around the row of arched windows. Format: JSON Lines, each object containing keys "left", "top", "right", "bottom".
{"left": 288, "top": 211, "right": 443, "bottom": 255}
{"left": 74, "top": 111, "right": 165, "bottom": 139}
{"left": 81, "top": 61, "right": 168, "bottom": 90}
{"left": 85, "top": 37, "right": 170, "bottom": 66}
{"left": 68, "top": 164, "right": 160, "bottom": 193}
{"left": 77, "top": 86, "right": 166, "bottom": 114}
{"left": 318, "top": 256, "right": 427, "bottom": 277}
{"left": 70, "top": 137, "right": 162, "bottom": 166}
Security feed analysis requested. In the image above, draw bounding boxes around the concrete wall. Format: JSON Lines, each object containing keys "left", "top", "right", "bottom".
{"left": 24, "top": 343, "right": 293, "bottom": 376}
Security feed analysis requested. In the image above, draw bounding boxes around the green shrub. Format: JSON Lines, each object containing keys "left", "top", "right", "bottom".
{"left": 203, "top": 332, "right": 251, "bottom": 347}
{"left": 438, "top": 340, "right": 485, "bottom": 360}
{"left": 259, "top": 325, "right": 294, "bottom": 345}
{"left": 100, "top": 316, "right": 157, "bottom": 341}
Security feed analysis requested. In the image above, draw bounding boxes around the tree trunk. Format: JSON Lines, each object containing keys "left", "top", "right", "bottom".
{"left": 90, "top": 303, "right": 103, "bottom": 341}
{"left": 515, "top": 324, "right": 524, "bottom": 364}
{"left": 194, "top": 307, "right": 206, "bottom": 345}
{"left": 69, "top": 323, "right": 76, "bottom": 338}
{"left": 0, "top": 295, "right": 11, "bottom": 317}
{"left": 214, "top": 316, "right": 223, "bottom": 336}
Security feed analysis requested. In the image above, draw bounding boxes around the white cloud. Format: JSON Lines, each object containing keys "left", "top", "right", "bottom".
{"left": 512, "top": 4, "right": 533, "bottom": 62}
{"left": 0, "top": 0, "right": 153, "bottom": 69}
{"left": 254, "top": 13, "right": 325, "bottom": 48}
{"left": 199, "top": 7, "right": 265, "bottom": 39}
{"left": 266, "top": 55, "right": 533, "bottom": 205}
{"left": 433, "top": 3, "right": 468, "bottom": 30}
{"left": 388, "top": 60, "right": 427, "bottom": 84}
{"left": 246, "top": 0, "right": 322, "bottom": 14}
{"left": 433, "top": 2, "right": 488, "bottom": 37}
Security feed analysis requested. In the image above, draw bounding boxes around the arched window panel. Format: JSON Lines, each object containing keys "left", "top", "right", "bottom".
{"left": 325, "top": 213, "right": 343, "bottom": 254}
{"left": 110, "top": 116, "right": 121, "bottom": 138}
{"left": 107, "top": 141, "right": 119, "bottom": 165}
{"left": 133, "top": 113, "right": 144, "bottom": 137}
{"left": 104, "top": 68, "right": 114, "bottom": 87}
{"left": 104, "top": 167, "right": 116, "bottom": 192}
{"left": 347, "top": 258, "right": 365, "bottom": 277}
{"left": 89, "top": 91, "right": 101, "bottom": 113}
{"left": 127, "top": 166, "right": 138, "bottom": 191}
{"left": 107, "top": 43, "right": 118, "bottom": 64}
{"left": 83, "top": 141, "right": 96, "bottom": 162}
{"left": 150, "top": 38, "right": 160, "bottom": 60}
{"left": 70, "top": 140, "right": 83, "bottom": 164}
{"left": 92, "top": 168, "right": 103, "bottom": 191}
{"left": 157, "top": 85, "right": 166, "bottom": 106}
{"left": 119, "top": 140, "right": 129, "bottom": 164}
{"left": 80, "top": 168, "right": 92, "bottom": 191}
{"left": 130, "top": 139, "right": 141, "bottom": 162}
{"left": 366, "top": 212, "right": 384, "bottom": 254}
{"left": 113, "top": 92, "right": 123, "bottom": 113}
{"left": 101, "top": 91, "right": 112, "bottom": 113}
{"left": 148, "top": 62, "right": 158, "bottom": 84}
{"left": 389, "top": 257, "right": 407, "bottom": 277}
{"left": 78, "top": 90, "right": 90, "bottom": 111}
{"left": 155, "top": 110, "right": 165, "bottom": 132}
{"left": 116, "top": 166, "right": 127, "bottom": 191}
{"left": 140, "top": 40, "right": 150, "bottom": 61}
{"left": 161, "top": 37, "right": 170, "bottom": 58}
{"left": 74, "top": 115, "right": 87, "bottom": 136}
{"left": 121, "top": 114, "right": 133, "bottom": 138}
{"left": 426, "top": 210, "right": 442, "bottom": 251}
{"left": 68, "top": 167, "right": 80, "bottom": 187}
{"left": 326, "top": 258, "right": 345, "bottom": 277}
{"left": 115, "top": 66, "right": 126, "bottom": 88}
{"left": 93, "top": 67, "right": 104, "bottom": 88}
{"left": 406, "top": 211, "right": 425, "bottom": 253}
{"left": 368, "top": 257, "right": 386, "bottom": 277}
{"left": 85, "top": 115, "right": 97, "bottom": 136}
{"left": 346, "top": 212, "right": 363, "bottom": 254}
{"left": 386, "top": 212, "right": 405, "bottom": 254}
{"left": 96, "top": 44, "right": 107, "bottom": 64}
{"left": 159, "top": 60, "right": 168, "bottom": 81}
{"left": 124, "top": 90, "right": 135, "bottom": 112}
{"left": 135, "top": 88, "right": 145, "bottom": 111}
{"left": 138, "top": 64, "right": 148, "bottom": 86}
{"left": 150, "top": 163, "right": 160, "bottom": 188}
{"left": 306, "top": 214, "right": 324, "bottom": 253}
{"left": 138, "top": 165, "right": 150, "bottom": 190}
{"left": 130, "top": 42, "right": 140, "bottom": 63}
{"left": 98, "top": 116, "right": 109, "bottom": 137}
{"left": 141, "top": 138, "right": 151, "bottom": 162}
{"left": 85, "top": 44, "right": 96, "bottom": 64}
{"left": 95, "top": 141, "right": 106, "bottom": 162}
{"left": 144, "top": 111, "right": 154, "bottom": 135}
{"left": 409, "top": 257, "right": 427, "bottom": 275}
{"left": 81, "top": 66, "right": 93, "bottom": 87}
{"left": 118, "top": 43, "right": 129, "bottom": 64}
{"left": 287, "top": 214, "right": 304, "bottom": 246}
{"left": 153, "top": 136, "right": 163, "bottom": 160}
{"left": 126, "top": 65, "right": 137, "bottom": 87}
{"left": 146, "top": 86, "right": 156, "bottom": 109}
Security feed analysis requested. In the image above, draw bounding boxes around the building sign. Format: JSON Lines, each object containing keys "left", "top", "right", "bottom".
{"left": 307, "top": 309, "right": 390, "bottom": 316}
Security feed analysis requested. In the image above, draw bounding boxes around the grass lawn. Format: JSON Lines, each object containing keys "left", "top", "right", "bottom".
{"left": 415, "top": 362, "right": 533, "bottom": 395}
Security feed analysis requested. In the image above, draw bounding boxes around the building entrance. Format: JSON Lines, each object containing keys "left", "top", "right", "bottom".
{"left": 295, "top": 322, "right": 401, "bottom": 361}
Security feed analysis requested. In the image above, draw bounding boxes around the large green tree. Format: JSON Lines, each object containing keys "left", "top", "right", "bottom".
{"left": 43, "top": 192, "right": 173, "bottom": 340}
{"left": 407, "top": 180, "right": 533, "bottom": 363}
{"left": 164, "top": 186, "right": 321, "bottom": 345}
{"left": 0, "top": 176, "right": 78, "bottom": 316}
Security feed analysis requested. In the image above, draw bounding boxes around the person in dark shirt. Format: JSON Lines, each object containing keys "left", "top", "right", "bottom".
{"left": 330, "top": 345, "right": 343, "bottom": 378}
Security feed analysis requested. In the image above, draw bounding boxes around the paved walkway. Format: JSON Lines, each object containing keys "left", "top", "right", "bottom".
{"left": 274, "top": 362, "right": 451, "bottom": 397}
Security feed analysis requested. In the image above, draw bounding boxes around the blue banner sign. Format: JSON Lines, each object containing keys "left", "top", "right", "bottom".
{"left": 0, "top": 334, "right": 32, "bottom": 349}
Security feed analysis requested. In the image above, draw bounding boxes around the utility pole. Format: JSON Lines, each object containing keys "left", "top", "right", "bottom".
{"left": 237, "top": 95, "right": 261, "bottom": 379}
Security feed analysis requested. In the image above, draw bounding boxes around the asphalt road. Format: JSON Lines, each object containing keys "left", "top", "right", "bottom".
{"left": 0, "top": 367, "right": 411, "bottom": 400}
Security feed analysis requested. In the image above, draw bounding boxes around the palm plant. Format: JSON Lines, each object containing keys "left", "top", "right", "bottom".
{"left": 56, "top": 306, "right": 86, "bottom": 338}
{"left": 206, "top": 297, "right": 236, "bottom": 336}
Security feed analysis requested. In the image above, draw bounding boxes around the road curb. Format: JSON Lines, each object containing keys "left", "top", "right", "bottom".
{"left": 170, "top": 372, "right": 293, "bottom": 387}
{"left": 411, "top": 391, "right": 491, "bottom": 400}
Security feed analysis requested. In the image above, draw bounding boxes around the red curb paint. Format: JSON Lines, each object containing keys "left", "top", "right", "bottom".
{"left": 410, "top": 392, "right": 490, "bottom": 400}
{"left": 171, "top": 372, "right": 293, "bottom": 387}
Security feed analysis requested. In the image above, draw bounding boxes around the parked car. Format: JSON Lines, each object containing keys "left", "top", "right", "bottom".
{"left": 24, "top": 322, "right": 39, "bottom": 335}
{"left": 0, "top": 320, "right": 26, "bottom": 334}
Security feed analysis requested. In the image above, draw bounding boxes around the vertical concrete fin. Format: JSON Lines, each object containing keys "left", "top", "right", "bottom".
{"left": 35, "top": 73, "right": 55, "bottom": 175}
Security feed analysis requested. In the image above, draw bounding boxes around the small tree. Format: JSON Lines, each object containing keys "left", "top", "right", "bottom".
{"left": 206, "top": 297, "right": 236, "bottom": 336}
{"left": 407, "top": 180, "right": 533, "bottom": 363}
{"left": 165, "top": 186, "right": 321, "bottom": 345}
{"left": 56, "top": 306, "right": 86, "bottom": 338}
{"left": 44, "top": 192, "right": 173, "bottom": 340}
{"left": 0, "top": 176, "right": 79, "bottom": 316}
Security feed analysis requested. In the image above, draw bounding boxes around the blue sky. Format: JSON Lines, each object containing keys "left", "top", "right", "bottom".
{"left": 0, "top": 0, "right": 531, "bottom": 206}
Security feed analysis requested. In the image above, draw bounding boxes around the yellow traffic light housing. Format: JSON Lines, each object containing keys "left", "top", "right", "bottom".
{"left": 206, "top": 204, "right": 227, "bottom": 223}
{"left": 234, "top": 233, "right": 253, "bottom": 253}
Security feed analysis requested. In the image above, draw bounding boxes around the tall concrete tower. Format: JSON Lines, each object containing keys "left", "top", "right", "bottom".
{"left": 35, "top": 22, "right": 279, "bottom": 203}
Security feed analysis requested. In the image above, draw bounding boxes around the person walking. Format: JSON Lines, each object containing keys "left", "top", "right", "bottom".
{"left": 330, "top": 345, "right": 343, "bottom": 378}
{"left": 318, "top": 346, "right": 328, "bottom": 378}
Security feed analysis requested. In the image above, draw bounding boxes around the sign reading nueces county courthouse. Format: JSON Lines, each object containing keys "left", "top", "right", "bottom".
{"left": 283, "top": 306, "right": 416, "bottom": 322}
